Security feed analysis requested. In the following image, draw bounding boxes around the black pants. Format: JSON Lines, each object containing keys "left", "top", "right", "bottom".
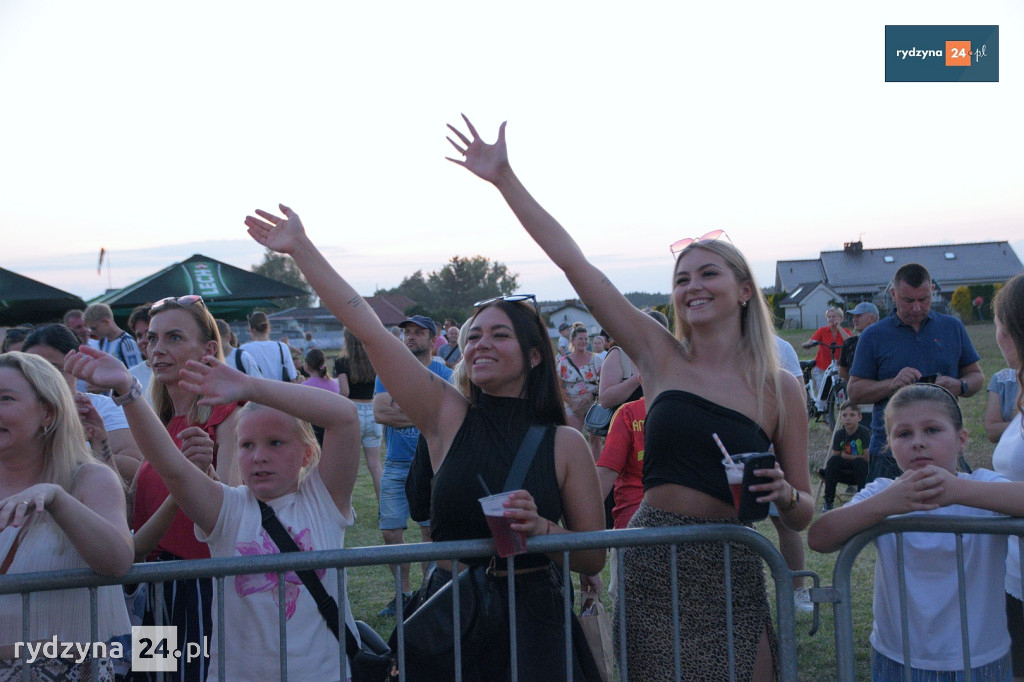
{"left": 823, "top": 456, "right": 869, "bottom": 505}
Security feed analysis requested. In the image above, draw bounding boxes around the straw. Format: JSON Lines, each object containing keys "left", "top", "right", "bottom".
{"left": 712, "top": 432, "right": 735, "bottom": 466}
{"left": 477, "top": 474, "right": 493, "bottom": 497}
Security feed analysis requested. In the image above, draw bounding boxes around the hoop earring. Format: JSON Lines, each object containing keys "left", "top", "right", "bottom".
{"left": 39, "top": 422, "right": 55, "bottom": 438}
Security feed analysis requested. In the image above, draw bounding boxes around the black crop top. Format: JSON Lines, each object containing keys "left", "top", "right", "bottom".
{"left": 430, "top": 394, "right": 561, "bottom": 567}
{"left": 642, "top": 390, "right": 771, "bottom": 506}
{"left": 333, "top": 357, "right": 375, "bottom": 400}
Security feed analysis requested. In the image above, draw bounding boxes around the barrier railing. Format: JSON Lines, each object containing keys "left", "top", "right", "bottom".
{"left": 0, "top": 524, "right": 801, "bottom": 681}
{"left": 825, "top": 515, "right": 1024, "bottom": 682}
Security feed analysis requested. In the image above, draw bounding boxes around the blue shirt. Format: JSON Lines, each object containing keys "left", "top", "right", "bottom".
{"left": 850, "top": 309, "right": 979, "bottom": 456}
{"left": 374, "top": 359, "right": 453, "bottom": 463}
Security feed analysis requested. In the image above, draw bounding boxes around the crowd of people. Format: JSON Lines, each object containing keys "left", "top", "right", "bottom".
{"left": 0, "top": 119, "right": 1022, "bottom": 681}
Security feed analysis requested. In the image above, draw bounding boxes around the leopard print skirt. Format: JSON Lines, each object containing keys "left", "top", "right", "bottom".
{"left": 616, "top": 503, "right": 778, "bottom": 681}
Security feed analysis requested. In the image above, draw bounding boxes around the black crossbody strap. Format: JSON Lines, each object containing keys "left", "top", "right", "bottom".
{"left": 257, "top": 501, "right": 359, "bottom": 658}
{"left": 502, "top": 425, "right": 547, "bottom": 493}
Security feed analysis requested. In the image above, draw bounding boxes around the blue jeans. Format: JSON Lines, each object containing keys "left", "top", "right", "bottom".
{"left": 868, "top": 453, "right": 902, "bottom": 482}
{"left": 379, "top": 459, "right": 429, "bottom": 530}
{"left": 871, "top": 648, "right": 1012, "bottom": 681}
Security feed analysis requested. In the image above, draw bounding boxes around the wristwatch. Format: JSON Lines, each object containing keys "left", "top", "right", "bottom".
{"left": 960, "top": 379, "right": 969, "bottom": 398}
{"left": 112, "top": 376, "right": 143, "bottom": 406}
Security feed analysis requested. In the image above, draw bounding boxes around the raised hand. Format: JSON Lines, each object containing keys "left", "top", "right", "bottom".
{"left": 75, "top": 393, "right": 107, "bottom": 443}
{"left": 179, "top": 357, "right": 250, "bottom": 406}
{"left": 65, "top": 346, "right": 133, "bottom": 395}
{"left": 244, "top": 203, "right": 307, "bottom": 255}
{"left": 446, "top": 114, "right": 510, "bottom": 184}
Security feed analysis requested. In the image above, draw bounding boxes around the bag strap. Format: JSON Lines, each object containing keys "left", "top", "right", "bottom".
{"left": 563, "top": 355, "right": 587, "bottom": 384}
{"left": 277, "top": 342, "right": 290, "bottom": 381}
{"left": 234, "top": 349, "right": 246, "bottom": 373}
{"left": 502, "top": 425, "right": 546, "bottom": 493}
{"left": 257, "top": 501, "right": 360, "bottom": 658}
{"left": 1, "top": 525, "right": 28, "bottom": 575}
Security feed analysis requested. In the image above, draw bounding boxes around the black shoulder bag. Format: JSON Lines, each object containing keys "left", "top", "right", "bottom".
{"left": 257, "top": 501, "right": 392, "bottom": 682}
{"left": 392, "top": 424, "right": 548, "bottom": 680}
{"left": 276, "top": 342, "right": 290, "bottom": 381}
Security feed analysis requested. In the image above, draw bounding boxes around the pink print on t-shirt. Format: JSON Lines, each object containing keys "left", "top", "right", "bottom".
{"left": 234, "top": 527, "right": 322, "bottom": 620}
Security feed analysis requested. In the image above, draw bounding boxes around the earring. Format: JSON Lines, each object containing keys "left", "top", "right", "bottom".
{"left": 38, "top": 422, "right": 54, "bottom": 438}
{"left": 741, "top": 300, "right": 748, "bottom": 308}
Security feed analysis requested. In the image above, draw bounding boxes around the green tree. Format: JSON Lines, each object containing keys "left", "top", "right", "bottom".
{"left": 950, "top": 286, "right": 972, "bottom": 322}
{"left": 378, "top": 256, "right": 519, "bottom": 321}
{"left": 251, "top": 249, "right": 316, "bottom": 310}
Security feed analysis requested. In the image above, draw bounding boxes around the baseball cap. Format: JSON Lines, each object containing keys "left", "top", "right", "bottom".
{"left": 850, "top": 302, "right": 879, "bottom": 316}
{"left": 399, "top": 315, "right": 437, "bottom": 336}
{"left": 558, "top": 322, "right": 570, "bottom": 331}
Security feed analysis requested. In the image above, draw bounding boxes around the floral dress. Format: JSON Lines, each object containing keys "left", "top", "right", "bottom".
{"left": 557, "top": 353, "right": 600, "bottom": 417}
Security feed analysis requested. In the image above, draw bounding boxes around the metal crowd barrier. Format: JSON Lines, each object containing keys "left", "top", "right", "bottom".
{"left": 0, "top": 525, "right": 802, "bottom": 681}
{"left": 825, "top": 515, "right": 1024, "bottom": 682}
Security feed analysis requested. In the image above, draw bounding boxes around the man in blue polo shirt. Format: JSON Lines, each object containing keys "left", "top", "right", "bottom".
{"left": 848, "top": 263, "right": 984, "bottom": 481}
{"left": 372, "top": 315, "right": 453, "bottom": 616}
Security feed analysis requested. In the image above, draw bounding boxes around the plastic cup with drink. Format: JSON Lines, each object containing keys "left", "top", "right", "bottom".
{"left": 479, "top": 491, "right": 528, "bottom": 558}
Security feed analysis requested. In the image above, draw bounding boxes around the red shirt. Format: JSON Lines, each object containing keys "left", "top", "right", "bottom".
{"left": 811, "top": 326, "right": 848, "bottom": 371}
{"left": 596, "top": 398, "right": 646, "bottom": 529}
{"left": 133, "top": 402, "right": 238, "bottom": 560}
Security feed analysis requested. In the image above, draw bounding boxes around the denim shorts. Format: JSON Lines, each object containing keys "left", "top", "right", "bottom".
{"left": 379, "top": 459, "right": 429, "bottom": 530}
{"left": 355, "top": 401, "right": 382, "bottom": 449}
{"left": 871, "top": 648, "right": 1012, "bottom": 681}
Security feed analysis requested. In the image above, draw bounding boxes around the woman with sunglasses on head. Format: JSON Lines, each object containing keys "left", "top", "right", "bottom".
{"left": 244, "top": 205, "right": 605, "bottom": 681}
{"left": 448, "top": 117, "right": 811, "bottom": 680}
{"left": 131, "top": 295, "right": 241, "bottom": 682}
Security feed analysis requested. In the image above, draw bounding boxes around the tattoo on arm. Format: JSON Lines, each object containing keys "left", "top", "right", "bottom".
{"left": 98, "top": 438, "right": 112, "bottom": 462}
{"left": 345, "top": 295, "right": 363, "bottom": 309}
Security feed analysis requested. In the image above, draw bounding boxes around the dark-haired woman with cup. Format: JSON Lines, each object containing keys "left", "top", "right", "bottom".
{"left": 448, "top": 116, "right": 810, "bottom": 680}
{"left": 244, "top": 204, "right": 604, "bottom": 680}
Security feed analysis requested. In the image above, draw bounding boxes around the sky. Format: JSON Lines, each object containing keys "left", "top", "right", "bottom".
{"left": 1, "top": 1, "right": 1021, "bottom": 306}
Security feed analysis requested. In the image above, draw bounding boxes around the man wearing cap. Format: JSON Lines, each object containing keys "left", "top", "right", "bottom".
{"left": 837, "top": 302, "right": 880, "bottom": 428}
{"left": 848, "top": 263, "right": 984, "bottom": 481}
{"left": 372, "top": 315, "right": 453, "bottom": 615}
{"left": 557, "top": 322, "right": 571, "bottom": 356}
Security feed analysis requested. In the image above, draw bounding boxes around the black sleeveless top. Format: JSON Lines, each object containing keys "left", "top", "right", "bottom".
{"left": 642, "top": 390, "right": 771, "bottom": 506}
{"left": 430, "top": 394, "right": 561, "bottom": 567}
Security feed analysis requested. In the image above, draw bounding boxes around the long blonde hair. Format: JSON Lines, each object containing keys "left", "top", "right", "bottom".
{"left": 149, "top": 300, "right": 225, "bottom": 426}
{"left": 672, "top": 239, "right": 785, "bottom": 426}
{"left": 0, "top": 352, "right": 94, "bottom": 492}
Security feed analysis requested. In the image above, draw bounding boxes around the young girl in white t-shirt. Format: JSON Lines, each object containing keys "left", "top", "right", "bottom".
{"left": 809, "top": 383, "right": 1024, "bottom": 681}
{"left": 66, "top": 345, "right": 362, "bottom": 681}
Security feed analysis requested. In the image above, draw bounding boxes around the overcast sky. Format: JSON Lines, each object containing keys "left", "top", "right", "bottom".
{"left": 2, "top": 1, "right": 1021, "bottom": 305}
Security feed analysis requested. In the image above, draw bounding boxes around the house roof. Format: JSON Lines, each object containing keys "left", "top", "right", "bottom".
{"left": 819, "top": 242, "right": 1023, "bottom": 294}
{"left": 776, "top": 241, "right": 1023, "bottom": 297}
{"left": 267, "top": 293, "right": 418, "bottom": 328}
{"left": 775, "top": 259, "right": 826, "bottom": 293}
{"left": 780, "top": 281, "right": 840, "bottom": 307}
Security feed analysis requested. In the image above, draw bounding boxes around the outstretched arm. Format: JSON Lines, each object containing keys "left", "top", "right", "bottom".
{"left": 65, "top": 345, "right": 224, "bottom": 535}
{"left": 180, "top": 359, "right": 361, "bottom": 513}
{"left": 447, "top": 116, "right": 671, "bottom": 376}
{"left": 244, "top": 206, "right": 465, "bottom": 446}
{"left": 808, "top": 468, "right": 943, "bottom": 553}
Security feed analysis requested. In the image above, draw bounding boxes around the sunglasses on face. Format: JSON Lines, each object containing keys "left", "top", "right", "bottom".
{"left": 669, "top": 229, "right": 730, "bottom": 257}
{"left": 474, "top": 294, "right": 538, "bottom": 309}
{"left": 151, "top": 295, "right": 205, "bottom": 314}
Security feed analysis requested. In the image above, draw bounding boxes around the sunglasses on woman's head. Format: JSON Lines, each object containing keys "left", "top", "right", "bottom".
{"left": 474, "top": 294, "right": 538, "bottom": 309}
{"left": 669, "top": 229, "right": 730, "bottom": 257}
{"left": 151, "top": 295, "right": 205, "bottom": 314}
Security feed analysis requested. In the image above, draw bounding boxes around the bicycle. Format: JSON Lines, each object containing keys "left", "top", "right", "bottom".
{"left": 800, "top": 341, "right": 846, "bottom": 429}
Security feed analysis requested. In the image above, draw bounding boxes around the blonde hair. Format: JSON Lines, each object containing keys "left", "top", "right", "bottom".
{"left": 149, "top": 300, "right": 225, "bottom": 427}
{"left": 449, "top": 321, "right": 474, "bottom": 398}
{"left": 0, "top": 352, "right": 94, "bottom": 492}
{"left": 672, "top": 240, "right": 784, "bottom": 426}
{"left": 236, "top": 402, "right": 320, "bottom": 482}
{"left": 83, "top": 302, "right": 113, "bottom": 323}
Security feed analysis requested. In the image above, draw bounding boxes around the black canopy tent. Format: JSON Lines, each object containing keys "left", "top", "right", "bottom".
{"left": 95, "top": 254, "right": 308, "bottom": 320}
{"left": 0, "top": 267, "right": 87, "bottom": 326}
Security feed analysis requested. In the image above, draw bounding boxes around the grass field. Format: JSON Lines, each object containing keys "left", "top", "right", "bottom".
{"left": 337, "top": 322, "right": 1005, "bottom": 681}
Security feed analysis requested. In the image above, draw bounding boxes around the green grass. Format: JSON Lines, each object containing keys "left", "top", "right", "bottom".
{"left": 340, "top": 323, "right": 1005, "bottom": 680}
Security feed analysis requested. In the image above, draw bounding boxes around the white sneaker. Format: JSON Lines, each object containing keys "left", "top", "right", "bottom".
{"left": 794, "top": 587, "right": 814, "bottom": 613}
